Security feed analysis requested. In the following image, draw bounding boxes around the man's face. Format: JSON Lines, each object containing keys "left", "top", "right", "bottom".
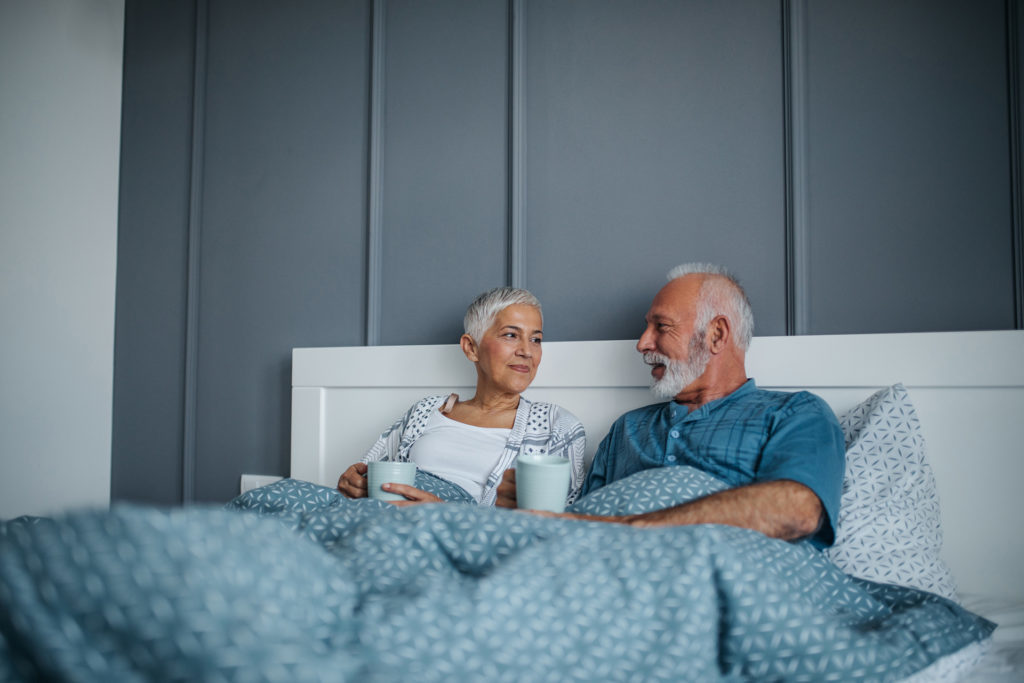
{"left": 636, "top": 276, "right": 711, "bottom": 400}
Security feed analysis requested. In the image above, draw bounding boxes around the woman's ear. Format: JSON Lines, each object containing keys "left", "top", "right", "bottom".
{"left": 460, "top": 334, "right": 479, "bottom": 362}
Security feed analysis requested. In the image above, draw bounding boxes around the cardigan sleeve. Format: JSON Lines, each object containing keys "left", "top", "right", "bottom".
{"left": 359, "top": 410, "right": 408, "bottom": 464}
{"left": 546, "top": 405, "right": 587, "bottom": 504}
{"left": 359, "top": 395, "right": 447, "bottom": 464}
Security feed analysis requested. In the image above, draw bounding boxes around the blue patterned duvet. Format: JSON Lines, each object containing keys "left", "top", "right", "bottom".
{"left": 0, "top": 469, "right": 994, "bottom": 682}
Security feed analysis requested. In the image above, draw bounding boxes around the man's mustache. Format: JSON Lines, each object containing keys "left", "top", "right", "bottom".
{"left": 643, "top": 352, "right": 671, "bottom": 367}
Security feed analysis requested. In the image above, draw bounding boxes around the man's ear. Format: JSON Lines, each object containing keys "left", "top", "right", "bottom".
{"left": 707, "top": 315, "right": 731, "bottom": 353}
{"left": 460, "top": 334, "right": 479, "bottom": 362}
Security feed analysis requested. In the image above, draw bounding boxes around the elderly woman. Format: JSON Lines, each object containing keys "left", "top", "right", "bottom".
{"left": 336, "top": 287, "right": 586, "bottom": 507}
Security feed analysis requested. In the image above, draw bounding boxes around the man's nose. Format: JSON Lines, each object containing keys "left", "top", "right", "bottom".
{"left": 637, "top": 326, "right": 654, "bottom": 353}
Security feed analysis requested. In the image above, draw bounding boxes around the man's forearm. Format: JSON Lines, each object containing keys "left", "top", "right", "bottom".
{"left": 622, "top": 479, "right": 823, "bottom": 541}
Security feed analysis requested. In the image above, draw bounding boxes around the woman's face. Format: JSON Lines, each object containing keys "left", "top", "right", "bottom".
{"left": 471, "top": 304, "right": 543, "bottom": 396}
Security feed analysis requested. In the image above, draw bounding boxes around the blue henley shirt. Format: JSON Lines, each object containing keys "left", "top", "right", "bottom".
{"left": 581, "top": 379, "right": 846, "bottom": 548}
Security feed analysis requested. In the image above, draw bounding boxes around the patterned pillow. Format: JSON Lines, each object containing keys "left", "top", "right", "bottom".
{"left": 568, "top": 466, "right": 728, "bottom": 516}
{"left": 825, "top": 384, "right": 958, "bottom": 599}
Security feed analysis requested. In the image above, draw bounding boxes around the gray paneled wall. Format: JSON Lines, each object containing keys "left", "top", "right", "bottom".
{"left": 524, "top": 0, "right": 788, "bottom": 339}
{"left": 112, "top": 0, "right": 196, "bottom": 505}
{"left": 804, "top": 0, "right": 1017, "bottom": 333}
{"left": 114, "top": 0, "right": 1024, "bottom": 505}
{"left": 193, "top": 0, "right": 371, "bottom": 502}
{"left": 379, "top": 0, "right": 510, "bottom": 345}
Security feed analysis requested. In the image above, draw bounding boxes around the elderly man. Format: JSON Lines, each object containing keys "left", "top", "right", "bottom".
{"left": 530, "top": 263, "right": 845, "bottom": 548}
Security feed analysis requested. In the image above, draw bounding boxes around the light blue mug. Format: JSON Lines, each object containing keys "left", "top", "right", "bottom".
{"left": 367, "top": 461, "right": 417, "bottom": 501}
{"left": 516, "top": 455, "right": 570, "bottom": 512}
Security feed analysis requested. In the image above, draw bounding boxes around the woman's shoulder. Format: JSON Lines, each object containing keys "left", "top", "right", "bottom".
{"left": 397, "top": 394, "right": 451, "bottom": 424}
{"left": 520, "top": 397, "right": 584, "bottom": 431}
{"left": 401, "top": 394, "right": 455, "bottom": 411}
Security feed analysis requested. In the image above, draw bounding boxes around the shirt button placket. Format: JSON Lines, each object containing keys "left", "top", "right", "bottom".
{"left": 667, "top": 428, "right": 680, "bottom": 462}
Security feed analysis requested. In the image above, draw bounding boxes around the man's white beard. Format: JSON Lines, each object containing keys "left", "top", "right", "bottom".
{"left": 645, "top": 334, "right": 711, "bottom": 400}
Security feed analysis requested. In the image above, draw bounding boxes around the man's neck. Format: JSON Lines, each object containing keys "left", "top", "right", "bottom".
{"left": 673, "top": 366, "right": 748, "bottom": 412}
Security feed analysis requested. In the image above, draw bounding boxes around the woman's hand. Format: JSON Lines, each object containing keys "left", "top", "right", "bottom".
{"left": 337, "top": 463, "right": 369, "bottom": 498}
{"left": 495, "top": 468, "right": 518, "bottom": 508}
{"left": 382, "top": 483, "right": 442, "bottom": 506}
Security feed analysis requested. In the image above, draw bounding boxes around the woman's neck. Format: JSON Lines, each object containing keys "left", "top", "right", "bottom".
{"left": 445, "top": 389, "right": 520, "bottom": 429}
{"left": 465, "top": 391, "right": 519, "bottom": 414}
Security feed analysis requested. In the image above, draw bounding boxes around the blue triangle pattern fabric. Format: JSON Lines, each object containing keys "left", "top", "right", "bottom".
{"left": 0, "top": 475, "right": 993, "bottom": 681}
{"left": 568, "top": 465, "right": 728, "bottom": 516}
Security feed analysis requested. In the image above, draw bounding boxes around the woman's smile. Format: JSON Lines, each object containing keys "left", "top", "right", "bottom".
{"left": 472, "top": 304, "right": 543, "bottom": 395}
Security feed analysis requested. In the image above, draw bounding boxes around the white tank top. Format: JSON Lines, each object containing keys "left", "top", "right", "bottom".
{"left": 408, "top": 409, "right": 511, "bottom": 502}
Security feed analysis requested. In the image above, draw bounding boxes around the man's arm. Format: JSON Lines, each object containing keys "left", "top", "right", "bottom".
{"left": 577, "top": 424, "right": 620, "bottom": 498}
{"left": 560, "top": 479, "right": 824, "bottom": 542}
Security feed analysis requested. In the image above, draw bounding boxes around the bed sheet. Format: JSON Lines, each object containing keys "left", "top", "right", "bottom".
{"left": 957, "top": 594, "right": 1024, "bottom": 682}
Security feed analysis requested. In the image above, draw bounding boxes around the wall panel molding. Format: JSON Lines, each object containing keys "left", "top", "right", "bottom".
{"left": 366, "top": 0, "right": 386, "bottom": 346}
{"left": 783, "top": 0, "right": 809, "bottom": 336}
{"left": 1012, "top": 0, "right": 1024, "bottom": 329}
{"left": 182, "top": 0, "right": 209, "bottom": 505}
{"left": 509, "top": 0, "right": 525, "bottom": 289}
{"left": 113, "top": 1, "right": 1023, "bottom": 506}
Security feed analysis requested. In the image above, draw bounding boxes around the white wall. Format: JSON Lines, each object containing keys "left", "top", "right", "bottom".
{"left": 0, "top": 0, "right": 124, "bottom": 519}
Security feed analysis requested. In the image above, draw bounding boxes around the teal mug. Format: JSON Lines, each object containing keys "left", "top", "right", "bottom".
{"left": 516, "top": 455, "right": 570, "bottom": 512}
{"left": 367, "top": 461, "right": 417, "bottom": 501}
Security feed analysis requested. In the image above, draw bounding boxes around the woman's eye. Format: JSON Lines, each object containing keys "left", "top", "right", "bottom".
{"left": 531, "top": 337, "right": 542, "bottom": 344}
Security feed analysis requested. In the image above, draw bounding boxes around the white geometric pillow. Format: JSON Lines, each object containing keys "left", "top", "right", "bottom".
{"left": 825, "top": 384, "right": 958, "bottom": 600}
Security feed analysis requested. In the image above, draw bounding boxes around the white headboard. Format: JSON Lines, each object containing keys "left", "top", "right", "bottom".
{"left": 291, "top": 330, "right": 1024, "bottom": 599}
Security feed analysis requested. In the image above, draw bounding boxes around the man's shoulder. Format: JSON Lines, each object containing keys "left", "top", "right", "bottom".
{"left": 743, "top": 385, "right": 831, "bottom": 410}
{"left": 613, "top": 402, "right": 669, "bottom": 425}
{"left": 741, "top": 386, "right": 838, "bottom": 425}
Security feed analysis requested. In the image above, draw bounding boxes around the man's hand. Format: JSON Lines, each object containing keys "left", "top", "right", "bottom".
{"left": 381, "top": 483, "right": 442, "bottom": 506}
{"left": 495, "top": 468, "right": 517, "bottom": 508}
{"left": 525, "top": 509, "right": 622, "bottom": 523}
{"left": 620, "top": 479, "right": 823, "bottom": 541}
{"left": 518, "top": 480, "right": 824, "bottom": 543}
{"left": 337, "top": 463, "right": 368, "bottom": 498}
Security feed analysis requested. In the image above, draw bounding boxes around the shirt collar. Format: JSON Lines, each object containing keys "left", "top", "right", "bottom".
{"left": 665, "top": 378, "right": 757, "bottom": 422}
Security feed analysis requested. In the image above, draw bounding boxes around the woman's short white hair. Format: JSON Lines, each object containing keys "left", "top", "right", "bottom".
{"left": 463, "top": 287, "right": 542, "bottom": 343}
{"left": 666, "top": 263, "right": 754, "bottom": 351}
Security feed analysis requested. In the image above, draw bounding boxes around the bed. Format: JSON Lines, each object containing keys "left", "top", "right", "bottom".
{"left": 1, "top": 330, "right": 1022, "bottom": 681}
{"left": 287, "top": 330, "right": 1024, "bottom": 680}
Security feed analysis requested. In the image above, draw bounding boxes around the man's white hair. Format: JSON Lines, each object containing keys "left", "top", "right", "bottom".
{"left": 463, "top": 287, "right": 542, "bottom": 343}
{"left": 666, "top": 263, "right": 754, "bottom": 351}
